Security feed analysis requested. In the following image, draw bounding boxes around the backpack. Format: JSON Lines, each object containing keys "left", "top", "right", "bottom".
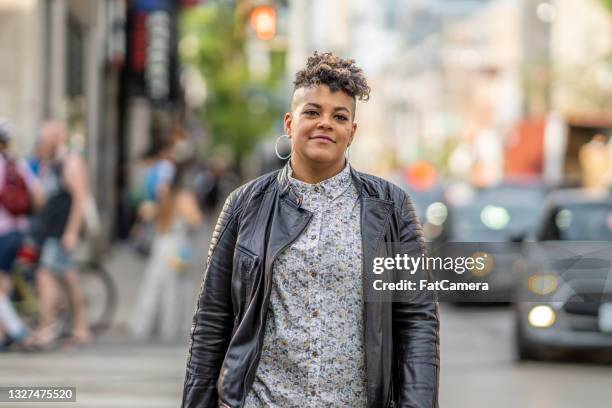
{"left": 0, "top": 159, "right": 31, "bottom": 216}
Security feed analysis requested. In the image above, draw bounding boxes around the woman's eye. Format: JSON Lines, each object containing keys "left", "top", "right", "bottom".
{"left": 336, "top": 115, "right": 348, "bottom": 121}
{"left": 303, "top": 110, "right": 318, "bottom": 116}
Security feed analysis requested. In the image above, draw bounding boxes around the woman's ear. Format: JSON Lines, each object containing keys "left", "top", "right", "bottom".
{"left": 349, "top": 122, "right": 358, "bottom": 145}
{"left": 284, "top": 112, "right": 293, "bottom": 138}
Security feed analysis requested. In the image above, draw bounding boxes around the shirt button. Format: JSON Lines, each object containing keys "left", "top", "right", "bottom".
{"left": 312, "top": 310, "right": 319, "bottom": 318}
{"left": 311, "top": 271, "right": 317, "bottom": 278}
{"left": 311, "top": 390, "right": 317, "bottom": 396}
{"left": 312, "top": 351, "right": 319, "bottom": 358}
{"left": 310, "top": 235, "right": 316, "bottom": 240}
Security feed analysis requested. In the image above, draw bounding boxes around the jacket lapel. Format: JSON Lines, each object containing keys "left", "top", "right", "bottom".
{"left": 264, "top": 193, "right": 312, "bottom": 275}
{"left": 360, "top": 195, "right": 395, "bottom": 299}
{"left": 360, "top": 195, "right": 394, "bottom": 407}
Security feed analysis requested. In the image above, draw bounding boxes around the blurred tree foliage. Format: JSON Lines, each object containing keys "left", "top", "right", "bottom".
{"left": 180, "top": 3, "right": 286, "bottom": 168}
{"left": 602, "top": 0, "right": 612, "bottom": 13}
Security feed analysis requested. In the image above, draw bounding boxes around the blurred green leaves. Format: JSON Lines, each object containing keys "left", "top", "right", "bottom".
{"left": 180, "top": 4, "right": 285, "bottom": 166}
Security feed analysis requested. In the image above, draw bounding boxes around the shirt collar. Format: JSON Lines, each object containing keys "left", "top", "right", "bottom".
{"left": 288, "top": 161, "right": 352, "bottom": 201}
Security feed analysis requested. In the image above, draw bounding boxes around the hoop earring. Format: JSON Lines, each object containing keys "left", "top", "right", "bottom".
{"left": 275, "top": 134, "right": 292, "bottom": 160}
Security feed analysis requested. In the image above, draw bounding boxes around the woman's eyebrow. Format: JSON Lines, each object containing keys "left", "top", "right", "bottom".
{"left": 303, "top": 103, "right": 350, "bottom": 112}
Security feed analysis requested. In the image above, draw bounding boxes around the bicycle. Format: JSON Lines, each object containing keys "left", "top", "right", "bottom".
{"left": 10, "top": 236, "right": 118, "bottom": 341}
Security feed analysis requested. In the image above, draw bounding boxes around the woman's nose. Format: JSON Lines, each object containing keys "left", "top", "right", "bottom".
{"left": 316, "top": 115, "right": 333, "bottom": 130}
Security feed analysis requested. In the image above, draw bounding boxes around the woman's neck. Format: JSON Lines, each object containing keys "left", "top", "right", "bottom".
{"left": 290, "top": 157, "right": 346, "bottom": 184}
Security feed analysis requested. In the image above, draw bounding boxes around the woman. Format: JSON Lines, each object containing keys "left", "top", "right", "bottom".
{"left": 130, "top": 165, "right": 202, "bottom": 341}
{"left": 182, "top": 52, "right": 439, "bottom": 408}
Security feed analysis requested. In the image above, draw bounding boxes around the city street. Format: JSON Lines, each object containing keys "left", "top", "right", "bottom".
{"left": 2, "top": 0, "right": 612, "bottom": 407}
{"left": 2, "top": 223, "right": 611, "bottom": 407}
{"left": 440, "top": 305, "right": 612, "bottom": 408}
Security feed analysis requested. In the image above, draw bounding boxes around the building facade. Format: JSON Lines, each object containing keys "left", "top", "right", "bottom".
{"left": 0, "top": 0, "right": 126, "bottom": 244}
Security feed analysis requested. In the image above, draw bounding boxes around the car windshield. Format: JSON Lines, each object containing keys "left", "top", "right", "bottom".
{"left": 540, "top": 202, "right": 612, "bottom": 241}
{"left": 450, "top": 190, "right": 544, "bottom": 242}
{"left": 450, "top": 206, "right": 503, "bottom": 242}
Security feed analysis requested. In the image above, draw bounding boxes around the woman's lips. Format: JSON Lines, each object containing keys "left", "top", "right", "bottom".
{"left": 310, "top": 135, "right": 335, "bottom": 143}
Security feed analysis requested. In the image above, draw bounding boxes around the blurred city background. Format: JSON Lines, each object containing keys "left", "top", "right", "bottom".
{"left": 1, "top": 0, "right": 612, "bottom": 407}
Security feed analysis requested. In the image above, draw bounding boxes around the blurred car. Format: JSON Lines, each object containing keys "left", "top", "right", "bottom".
{"left": 514, "top": 189, "right": 612, "bottom": 360}
{"left": 446, "top": 181, "right": 547, "bottom": 241}
{"left": 403, "top": 184, "right": 449, "bottom": 242}
{"left": 476, "top": 182, "right": 548, "bottom": 240}
{"left": 440, "top": 182, "right": 547, "bottom": 301}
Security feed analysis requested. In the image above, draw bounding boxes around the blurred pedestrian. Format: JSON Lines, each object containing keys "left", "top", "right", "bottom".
{"left": 0, "top": 120, "right": 43, "bottom": 349}
{"left": 32, "top": 121, "right": 91, "bottom": 348}
{"left": 131, "top": 141, "right": 177, "bottom": 256}
{"left": 131, "top": 146, "right": 157, "bottom": 208}
{"left": 145, "top": 141, "right": 176, "bottom": 202}
{"left": 130, "top": 166, "right": 202, "bottom": 341}
{"left": 191, "top": 163, "right": 218, "bottom": 215}
{"left": 182, "top": 52, "right": 439, "bottom": 407}
{"left": 191, "top": 155, "right": 230, "bottom": 217}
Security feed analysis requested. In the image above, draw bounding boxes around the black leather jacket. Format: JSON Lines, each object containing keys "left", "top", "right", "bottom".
{"left": 182, "top": 165, "right": 440, "bottom": 408}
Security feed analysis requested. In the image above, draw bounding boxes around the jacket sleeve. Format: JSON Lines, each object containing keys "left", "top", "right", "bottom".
{"left": 393, "top": 193, "right": 440, "bottom": 408}
{"left": 182, "top": 193, "right": 238, "bottom": 408}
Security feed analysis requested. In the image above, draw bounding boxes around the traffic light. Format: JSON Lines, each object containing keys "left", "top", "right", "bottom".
{"left": 249, "top": 5, "right": 276, "bottom": 40}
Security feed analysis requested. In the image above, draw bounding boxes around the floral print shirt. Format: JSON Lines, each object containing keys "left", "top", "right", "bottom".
{"left": 244, "top": 163, "right": 367, "bottom": 407}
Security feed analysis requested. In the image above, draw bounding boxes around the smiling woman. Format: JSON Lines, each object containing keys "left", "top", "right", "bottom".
{"left": 285, "top": 52, "right": 370, "bottom": 184}
{"left": 182, "top": 51, "right": 440, "bottom": 408}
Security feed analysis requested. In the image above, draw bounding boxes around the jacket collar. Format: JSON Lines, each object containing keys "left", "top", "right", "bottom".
{"left": 288, "top": 162, "right": 352, "bottom": 202}
{"left": 277, "top": 161, "right": 366, "bottom": 206}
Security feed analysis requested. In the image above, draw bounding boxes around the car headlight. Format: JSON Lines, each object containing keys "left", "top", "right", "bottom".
{"left": 528, "top": 274, "right": 558, "bottom": 295}
{"left": 426, "top": 202, "right": 448, "bottom": 226}
{"left": 480, "top": 205, "right": 510, "bottom": 230}
{"left": 528, "top": 305, "right": 556, "bottom": 328}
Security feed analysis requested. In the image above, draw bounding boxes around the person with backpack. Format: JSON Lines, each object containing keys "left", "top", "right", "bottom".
{"left": 31, "top": 121, "right": 92, "bottom": 348}
{"left": 130, "top": 140, "right": 176, "bottom": 257}
{"left": 145, "top": 141, "right": 176, "bottom": 202}
{"left": 0, "top": 120, "right": 43, "bottom": 350}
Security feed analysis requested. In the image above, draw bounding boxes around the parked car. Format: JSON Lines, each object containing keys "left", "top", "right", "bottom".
{"left": 514, "top": 189, "right": 612, "bottom": 360}
{"left": 440, "top": 182, "right": 546, "bottom": 301}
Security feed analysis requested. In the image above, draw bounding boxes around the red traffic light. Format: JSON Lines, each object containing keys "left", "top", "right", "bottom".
{"left": 250, "top": 6, "right": 276, "bottom": 40}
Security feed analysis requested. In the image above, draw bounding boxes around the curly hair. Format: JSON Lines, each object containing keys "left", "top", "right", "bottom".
{"left": 293, "top": 51, "right": 370, "bottom": 102}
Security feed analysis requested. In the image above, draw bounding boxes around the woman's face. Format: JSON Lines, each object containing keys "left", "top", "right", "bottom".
{"left": 285, "top": 85, "right": 357, "bottom": 169}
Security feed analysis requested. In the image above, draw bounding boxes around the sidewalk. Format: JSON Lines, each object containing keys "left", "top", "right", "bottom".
{"left": 0, "top": 343, "right": 187, "bottom": 407}
{"left": 106, "top": 227, "right": 210, "bottom": 333}
{"left": 0, "top": 223, "right": 214, "bottom": 407}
